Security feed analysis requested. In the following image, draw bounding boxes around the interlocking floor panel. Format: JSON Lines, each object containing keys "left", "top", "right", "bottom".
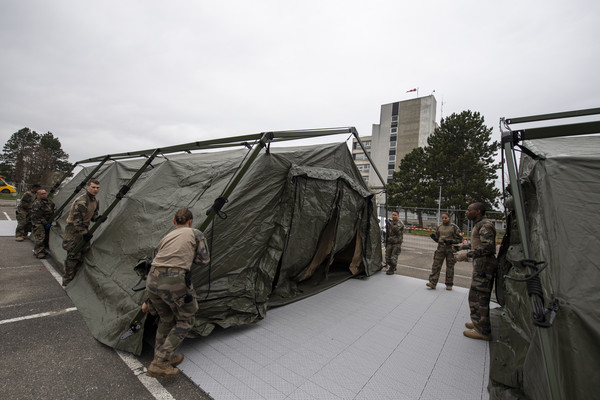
{"left": 181, "top": 273, "right": 490, "bottom": 400}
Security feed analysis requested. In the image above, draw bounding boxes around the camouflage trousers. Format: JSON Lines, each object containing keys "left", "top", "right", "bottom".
{"left": 146, "top": 267, "right": 198, "bottom": 361}
{"left": 62, "top": 229, "right": 90, "bottom": 284}
{"left": 468, "top": 256, "right": 498, "bottom": 335}
{"left": 32, "top": 224, "right": 49, "bottom": 257}
{"left": 15, "top": 212, "right": 31, "bottom": 238}
{"left": 428, "top": 246, "right": 456, "bottom": 286}
{"left": 385, "top": 242, "right": 402, "bottom": 271}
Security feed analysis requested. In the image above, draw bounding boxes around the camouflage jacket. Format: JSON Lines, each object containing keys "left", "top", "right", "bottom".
{"left": 17, "top": 190, "right": 36, "bottom": 215}
{"left": 387, "top": 220, "right": 404, "bottom": 245}
{"left": 471, "top": 217, "right": 496, "bottom": 258}
{"left": 31, "top": 198, "right": 56, "bottom": 225}
{"left": 65, "top": 192, "right": 99, "bottom": 233}
{"left": 435, "top": 222, "right": 463, "bottom": 247}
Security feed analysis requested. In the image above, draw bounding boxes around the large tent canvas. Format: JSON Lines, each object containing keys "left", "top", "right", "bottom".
{"left": 491, "top": 135, "right": 600, "bottom": 399}
{"left": 49, "top": 142, "right": 382, "bottom": 355}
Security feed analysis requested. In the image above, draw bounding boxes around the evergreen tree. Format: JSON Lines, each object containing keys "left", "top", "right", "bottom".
{"left": 387, "top": 110, "right": 500, "bottom": 227}
{"left": 426, "top": 110, "right": 500, "bottom": 213}
{"left": 0, "top": 128, "right": 71, "bottom": 187}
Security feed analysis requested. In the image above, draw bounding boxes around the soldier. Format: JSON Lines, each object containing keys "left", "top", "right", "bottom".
{"left": 426, "top": 213, "right": 463, "bottom": 290}
{"left": 15, "top": 184, "right": 41, "bottom": 241}
{"left": 461, "top": 202, "right": 497, "bottom": 341}
{"left": 61, "top": 179, "right": 100, "bottom": 286}
{"left": 385, "top": 211, "right": 404, "bottom": 275}
{"left": 141, "top": 208, "right": 210, "bottom": 378}
{"left": 30, "top": 189, "right": 55, "bottom": 259}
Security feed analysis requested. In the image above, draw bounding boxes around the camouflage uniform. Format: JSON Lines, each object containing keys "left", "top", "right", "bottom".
{"left": 428, "top": 221, "right": 463, "bottom": 287}
{"left": 15, "top": 190, "right": 36, "bottom": 239}
{"left": 468, "top": 217, "right": 497, "bottom": 336}
{"left": 62, "top": 192, "right": 99, "bottom": 284}
{"left": 385, "top": 219, "right": 404, "bottom": 273}
{"left": 146, "top": 227, "right": 210, "bottom": 361}
{"left": 30, "top": 197, "right": 55, "bottom": 258}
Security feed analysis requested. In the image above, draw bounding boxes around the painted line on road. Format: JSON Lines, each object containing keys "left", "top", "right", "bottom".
{"left": 3, "top": 212, "right": 11, "bottom": 220}
{"left": 397, "top": 263, "right": 472, "bottom": 280}
{"left": 116, "top": 350, "right": 176, "bottom": 400}
{"left": 0, "top": 307, "right": 77, "bottom": 325}
{"left": 40, "top": 261, "right": 174, "bottom": 400}
{"left": 0, "top": 264, "right": 47, "bottom": 270}
{"left": 41, "top": 259, "right": 64, "bottom": 284}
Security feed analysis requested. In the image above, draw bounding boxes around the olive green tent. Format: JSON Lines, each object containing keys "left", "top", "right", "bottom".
{"left": 491, "top": 109, "right": 600, "bottom": 399}
{"left": 48, "top": 129, "right": 383, "bottom": 355}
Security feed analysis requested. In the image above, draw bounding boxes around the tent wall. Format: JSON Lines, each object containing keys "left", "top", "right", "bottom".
{"left": 49, "top": 143, "right": 382, "bottom": 354}
{"left": 491, "top": 136, "right": 600, "bottom": 400}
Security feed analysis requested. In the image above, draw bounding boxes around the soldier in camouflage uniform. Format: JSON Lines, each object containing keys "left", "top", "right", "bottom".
{"left": 461, "top": 202, "right": 497, "bottom": 341}
{"left": 426, "top": 213, "right": 463, "bottom": 290}
{"left": 385, "top": 211, "right": 404, "bottom": 275}
{"left": 30, "top": 189, "right": 55, "bottom": 259}
{"left": 141, "top": 208, "right": 210, "bottom": 378}
{"left": 61, "top": 179, "right": 100, "bottom": 286}
{"left": 15, "top": 184, "right": 41, "bottom": 241}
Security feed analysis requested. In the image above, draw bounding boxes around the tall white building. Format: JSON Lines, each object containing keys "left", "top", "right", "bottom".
{"left": 367, "top": 95, "right": 437, "bottom": 185}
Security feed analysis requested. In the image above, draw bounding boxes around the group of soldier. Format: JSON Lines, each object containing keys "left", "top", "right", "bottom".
{"left": 14, "top": 179, "right": 100, "bottom": 286}
{"left": 15, "top": 184, "right": 56, "bottom": 259}
{"left": 384, "top": 202, "right": 497, "bottom": 342}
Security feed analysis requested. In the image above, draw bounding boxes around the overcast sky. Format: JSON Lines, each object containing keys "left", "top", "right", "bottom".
{"left": 1, "top": 0, "right": 598, "bottom": 163}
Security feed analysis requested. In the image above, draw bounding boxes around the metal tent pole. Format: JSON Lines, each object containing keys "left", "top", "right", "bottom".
{"left": 501, "top": 129, "right": 561, "bottom": 400}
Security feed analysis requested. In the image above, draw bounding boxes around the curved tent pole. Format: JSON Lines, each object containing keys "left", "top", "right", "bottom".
{"left": 199, "top": 132, "right": 274, "bottom": 232}
{"left": 51, "top": 156, "right": 111, "bottom": 222}
{"left": 68, "top": 149, "right": 161, "bottom": 256}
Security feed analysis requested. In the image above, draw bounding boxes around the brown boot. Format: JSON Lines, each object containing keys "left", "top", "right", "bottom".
{"left": 386, "top": 269, "right": 395, "bottom": 275}
{"left": 465, "top": 322, "right": 474, "bottom": 329}
{"left": 15, "top": 237, "right": 24, "bottom": 242}
{"left": 463, "top": 329, "right": 491, "bottom": 341}
{"left": 147, "top": 357, "right": 180, "bottom": 378}
{"left": 170, "top": 353, "right": 184, "bottom": 367}
{"left": 426, "top": 282, "right": 436, "bottom": 289}
{"left": 445, "top": 285, "right": 452, "bottom": 291}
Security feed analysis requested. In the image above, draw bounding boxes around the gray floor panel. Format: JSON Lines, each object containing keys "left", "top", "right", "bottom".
{"left": 180, "top": 273, "right": 490, "bottom": 400}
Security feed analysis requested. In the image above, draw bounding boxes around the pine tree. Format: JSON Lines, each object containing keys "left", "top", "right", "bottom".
{"left": 0, "top": 128, "right": 71, "bottom": 187}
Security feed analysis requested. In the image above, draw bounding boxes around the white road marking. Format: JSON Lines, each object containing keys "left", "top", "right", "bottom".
{"left": 3, "top": 212, "right": 11, "bottom": 220}
{"left": 0, "top": 307, "right": 77, "bottom": 325}
{"left": 116, "top": 350, "right": 176, "bottom": 400}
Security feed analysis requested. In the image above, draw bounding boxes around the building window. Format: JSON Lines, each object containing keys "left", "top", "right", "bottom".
{"left": 388, "top": 163, "right": 395, "bottom": 170}
{"left": 363, "top": 141, "right": 371, "bottom": 148}
{"left": 389, "top": 134, "right": 397, "bottom": 141}
{"left": 388, "top": 155, "right": 396, "bottom": 162}
{"left": 388, "top": 148, "right": 396, "bottom": 155}
{"left": 391, "top": 127, "right": 397, "bottom": 133}
{"left": 392, "top": 115, "right": 398, "bottom": 122}
{"left": 389, "top": 141, "right": 396, "bottom": 148}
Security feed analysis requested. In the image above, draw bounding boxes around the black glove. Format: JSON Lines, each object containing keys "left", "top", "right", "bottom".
{"left": 45, "top": 224, "right": 51, "bottom": 230}
{"left": 443, "top": 239, "right": 453, "bottom": 245}
{"left": 429, "top": 233, "right": 438, "bottom": 242}
{"left": 452, "top": 245, "right": 461, "bottom": 252}
{"left": 83, "top": 233, "right": 93, "bottom": 242}
{"left": 466, "top": 251, "right": 473, "bottom": 258}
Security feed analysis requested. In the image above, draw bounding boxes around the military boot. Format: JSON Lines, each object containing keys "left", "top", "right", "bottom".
{"left": 463, "top": 329, "right": 491, "bottom": 341}
{"left": 147, "top": 357, "right": 180, "bottom": 378}
{"left": 170, "top": 353, "right": 184, "bottom": 367}
{"left": 426, "top": 282, "right": 436, "bottom": 289}
{"left": 465, "top": 322, "right": 474, "bottom": 329}
{"left": 15, "top": 237, "right": 24, "bottom": 242}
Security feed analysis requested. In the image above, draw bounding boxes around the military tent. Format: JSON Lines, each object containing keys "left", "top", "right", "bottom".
{"left": 491, "top": 109, "right": 600, "bottom": 399}
{"left": 49, "top": 130, "right": 383, "bottom": 355}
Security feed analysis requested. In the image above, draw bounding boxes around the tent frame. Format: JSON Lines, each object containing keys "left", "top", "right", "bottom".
{"left": 499, "top": 107, "right": 600, "bottom": 400}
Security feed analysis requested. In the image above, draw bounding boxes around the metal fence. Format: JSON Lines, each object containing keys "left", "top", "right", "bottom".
{"left": 381, "top": 206, "right": 506, "bottom": 252}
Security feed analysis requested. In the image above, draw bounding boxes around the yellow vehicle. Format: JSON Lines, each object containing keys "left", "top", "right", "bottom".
{"left": 0, "top": 178, "right": 17, "bottom": 193}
